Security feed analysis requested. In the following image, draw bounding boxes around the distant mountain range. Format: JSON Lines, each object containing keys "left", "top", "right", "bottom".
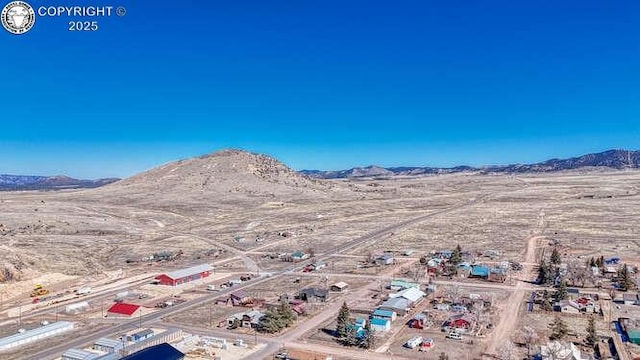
{"left": 300, "top": 149, "right": 640, "bottom": 179}
{"left": 0, "top": 175, "right": 119, "bottom": 191}
{"left": 2, "top": 149, "right": 638, "bottom": 190}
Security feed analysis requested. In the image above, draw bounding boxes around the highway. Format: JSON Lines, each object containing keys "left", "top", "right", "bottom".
{"left": 29, "top": 192, "right": 496, "bottom": 359}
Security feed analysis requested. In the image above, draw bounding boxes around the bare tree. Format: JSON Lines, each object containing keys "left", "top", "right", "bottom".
{"left": 520, "top": 325, "right": 540, "bottom": 359}
{"left": 497, "top": 340, "right": 516, "bottom": 360}
{"left": 443, "top": 285, "right": 463, "bottom": 304}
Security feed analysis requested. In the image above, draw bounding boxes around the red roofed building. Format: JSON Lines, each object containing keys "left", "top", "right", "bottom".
{"left": 107, "top": 303, "right": 141, "bottom": 318}
{"left": 155, "top": 264, "right": 214, "bottom": 286}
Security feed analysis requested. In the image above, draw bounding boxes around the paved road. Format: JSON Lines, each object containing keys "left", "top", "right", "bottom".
{"left": 31, "top": 192, "right": 495, "bottom": 359}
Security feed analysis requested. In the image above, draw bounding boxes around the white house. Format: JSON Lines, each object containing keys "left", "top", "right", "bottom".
{"left": 389, "top": 287, "right": 426, "bottom": 305}
{"left": 541, "top": 341, "right": 588, "bottom": 360}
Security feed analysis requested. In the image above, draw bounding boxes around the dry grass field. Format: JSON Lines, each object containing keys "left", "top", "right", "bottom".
{"left": 1, "top": 151, "right": 640, "bottom": 359}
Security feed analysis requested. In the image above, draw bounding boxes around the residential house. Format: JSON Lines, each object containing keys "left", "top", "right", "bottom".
{"left": 442, "top": 314, "right": 476, "bottom": 334}
{"left": 290, "top": 251, "right": 310, "bottom": 262}
{"left": 408, "top": 313, "right": 428, "bottom": 329}
{"left": 298, "top": 288, "right": 329, "bottom": 302}
{"left": 389, "top": 279, "right": 419, "bottom": 291}
{"left": 372, "top": 309, "right": 397, "bottom": 321}
{"left": 242, "top": 311, "right": 265, "bottom": 329}
{"left": 370, "top": 318, "right": 391, "bottom": 332}
{"left": 540, "top": 341, "right": 588, "bottom": 360}
{"left": 555, "top": 300, "right": 581, "bottom": 314}
{"left": 354, "top": 318, "right": 367, "bottom": 328}
{"left": 470, "top": 265, "right": 490, "bottom": 278}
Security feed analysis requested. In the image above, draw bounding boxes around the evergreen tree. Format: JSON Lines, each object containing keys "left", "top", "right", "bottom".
{"left": 619, "top": 264, "right": 635, "bottom": 291}
{"left": 360, "top": 320, "right": 376, "bottom": 349}
{"left": 586, "top": 317, "right": 597, "bottom": 347}
{"left": 278, "top": 302, "right": 296, "bottom": 327}
{"left": 438, "top": 353, "right": 449, "bottom": 360}
{"left": 549, "top": 316, "right": 569, "bottom": 340}
{"left": 259, "top": 307, "right": 284, "bottom": 333}
{"left": 336, "top": 302, "right": 350, "bottom": 340}
{"left": 550, "top": 247, "right": 561, "bottom": 265}
{"left": 342, "top": 322, "right": 359, "bottom": 347}
{"left": 588, "top": 257, "right": 596, "bottom": 267}
{"left": 597, "top": 256, "right": 604, "bottom": 269}
{"left": 450, "top": 244, "right": 462, "bottom": 265}
{"left": 555, "top": 280, "right": 568, "bottom": 301}
{"left": 542, "top": 290, "right": 553, "bottom": 311}
{"left": 538, "top": 259, "right": 551, "bottom": 285}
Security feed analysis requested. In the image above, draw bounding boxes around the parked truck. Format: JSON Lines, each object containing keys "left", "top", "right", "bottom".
{"left": 75, "top": 287, "right": 92, "bottom": 295}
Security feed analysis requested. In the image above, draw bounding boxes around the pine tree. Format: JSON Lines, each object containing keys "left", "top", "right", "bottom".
{"left": 259, "top": 307, "right": 284, "bottom": 333}
{"left": 550, "top": 247, "right": 561, "bottom": 265}
{"left": 542, "top": 290, "right": 553, "bottom": 311}
{"left": 336, "top": 302, "right": 350, "bottom": 340}
{"left": 438, "top": 353, "right": 449, "bottom": 360}
{"left": 343, "top": 322, "right": 359, "bottom": 347}
{"left": 361, "top": 319, "right": 376, "bottom": 349}
{"left": 588, "top": 257, "right": 596, "bottom": 267}
{"left": 586, "top": 317, "right": 597, "bottom": 347}
{"left": 278, "top": 302, "right": 296, "bottom": 327}
{"left": 549, "top": 316, "right": 568, "bottom": 340}
{"left": 619, "top": 264, "right": 635, "bottom": 291}
{"left": 597, "top": 256, "right": 604, "bottom": 269}
{"left": 555, "top": 280, "right": 568, "bottom": 301}
{"left": 450, "top": 244, "right": 462, "bottom": 265}
{"left": 538, "top": 259, "right": 551, "bottom": 285}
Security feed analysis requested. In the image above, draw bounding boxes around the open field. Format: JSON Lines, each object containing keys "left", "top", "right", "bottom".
{"left": 1, "top": 151, "right": 640, "bottom": 359}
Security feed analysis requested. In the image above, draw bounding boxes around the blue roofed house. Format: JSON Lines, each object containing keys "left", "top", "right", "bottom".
{"left": 372, "top": 309, "right": 397, "bottom": 321}
{"left": 370, "top": 318, "right": 391, "bottom": 332}
{"left": 471, "top": 265, "right": 490, "bottom": 278}
{"left": 354, "top": 317, "right": 367, "bottom": 328}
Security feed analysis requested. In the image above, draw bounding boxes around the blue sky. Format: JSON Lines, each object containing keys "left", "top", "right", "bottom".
{"left": 1, "top": 0, "right": 639, "bottom": 178}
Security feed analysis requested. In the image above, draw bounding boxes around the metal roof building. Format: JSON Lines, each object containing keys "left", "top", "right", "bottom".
{"left": 155, "top": 264, "right": 214, "bottom": 286}
{"left": 62, "top": 348, "right": 103, "bottom": 360}
{"left": 0, "top": 321, "right": 74, "bottom": 351}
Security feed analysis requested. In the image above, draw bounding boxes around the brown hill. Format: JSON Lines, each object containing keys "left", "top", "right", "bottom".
{"left": 87, "top": 149, "right": 342, "bottom": 211}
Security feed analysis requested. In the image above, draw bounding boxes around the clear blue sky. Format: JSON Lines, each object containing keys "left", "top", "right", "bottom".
{"left": 2, "top": 0, "right": 639, "bottom": 178}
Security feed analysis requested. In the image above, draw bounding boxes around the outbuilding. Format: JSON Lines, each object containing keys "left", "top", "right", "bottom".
{"left": 106, "top": 303, "right": 141, "bottom": 318}
{"left": 93, "top": 337, "right": 123, "bottom": 353}
{"left": 330, "top": 282, "right": 349, "bottom": 292}
{"left": 0, "top": 321, "right": 74, "bottom": 351}
{"left": 155, "top": 264, "right": 214, "bottom": 286}
{"left": 61, "top": 348, "right": 102, "bottom": 360}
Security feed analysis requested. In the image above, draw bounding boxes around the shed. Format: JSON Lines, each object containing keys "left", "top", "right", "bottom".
{"left": 375, "top": 254, "right": 395, "bottom": 265}
{"left": 120, "top": 343, "right": 185, "bottom": 360}
{"left": 155, "top": 264, "right": 213, "bottom": 286}
{"left": 331, "top": 282, "right": 349, "bottom": 292}
{"left": 65, "top": 301, "right": 90, "bottom": 314}
{"left": 628, "top": 329, "right": 640, "bottom": 345}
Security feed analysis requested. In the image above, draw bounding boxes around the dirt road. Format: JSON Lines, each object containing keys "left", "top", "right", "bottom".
{"left": 484, "top": 235, "right": 543, "bottom": 356}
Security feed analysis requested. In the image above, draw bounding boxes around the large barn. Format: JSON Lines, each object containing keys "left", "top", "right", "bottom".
{"left": 155, "top": 264, "right": 214, "bottom": 286}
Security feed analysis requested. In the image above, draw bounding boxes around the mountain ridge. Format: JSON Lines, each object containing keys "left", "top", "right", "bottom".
{"left": 300, "top": 149, "right": 640, "bottom": 179}
{"left": 0, "top": 174, "right": 119, "bottom": 191}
